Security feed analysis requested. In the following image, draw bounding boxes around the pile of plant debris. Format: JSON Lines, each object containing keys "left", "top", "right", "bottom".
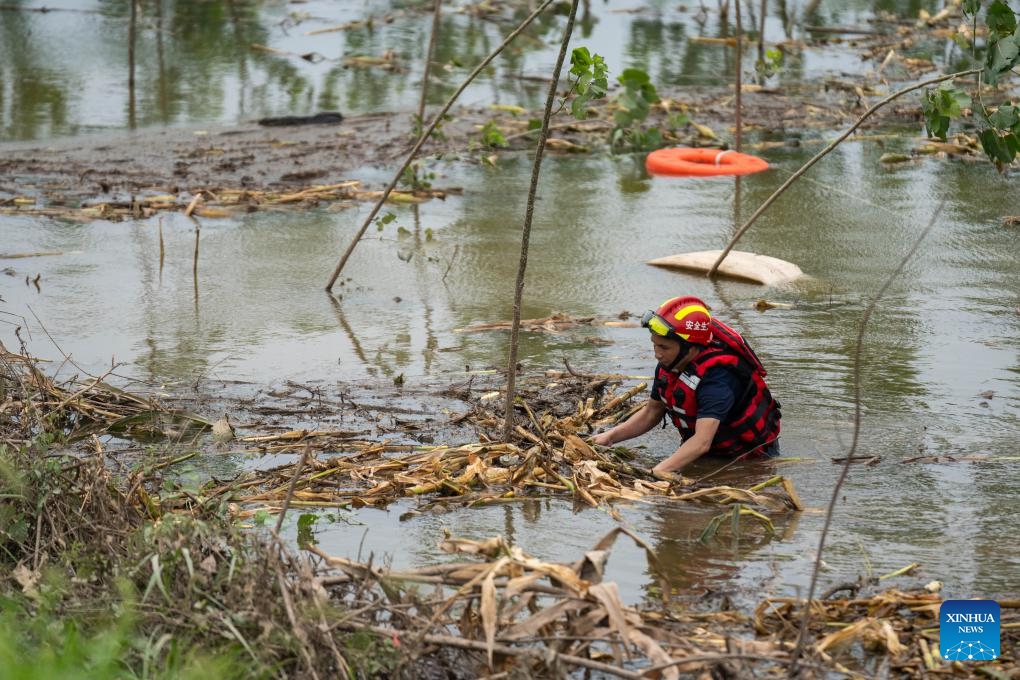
{"left": 204, "top": 374, "right": 803, "bottom": 536}
{"left": 2, "top": 341, "right": 1016, "bottom": 678}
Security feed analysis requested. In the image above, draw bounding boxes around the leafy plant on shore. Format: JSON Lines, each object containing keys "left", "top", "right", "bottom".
{"left": 755, "top": 46, "right": 784, "bottom": 81}
{"left": 609, "top": 67, "right": 663, "bottom": 151}
{"left": 0, "top": 441, "right": 262, "bottom": 679}
{"left": 568, "top": 47, "right": 666, "bottom": 151}
{"left": 923, "top": 0, "right": 1020, "bottom": 168}
{"left": 0, "top": 591, "right": 252, "bottom": 680}
{"left": 480, "top": 120, "right": 509, "bottom": 148}
{"left": 566, "top": 46, "right": 608, "bottom": 119}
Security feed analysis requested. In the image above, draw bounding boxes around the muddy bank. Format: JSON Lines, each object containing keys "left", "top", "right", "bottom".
{"left": 0, "top": 110, "right": 409, "bottom": 203}
{"left": 0, "top": 82, "right": 921, "bottom": 209}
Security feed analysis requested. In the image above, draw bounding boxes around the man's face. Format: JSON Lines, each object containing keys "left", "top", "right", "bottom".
{"left": 651, "top": 334, "right": 682, "bottom": 367}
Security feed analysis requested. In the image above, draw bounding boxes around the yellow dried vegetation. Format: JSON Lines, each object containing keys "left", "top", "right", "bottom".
{"left": 0, "top": 342, "right": 212, "bottom": 448}
{"left": 0, "top": 181, "right": 456, "bottom": 222}
{"left": 309, "top": 527, "right": 797, "bottom": 679}
{"left": 310, "top": 531, "right": 1019, "bottom": 677}
{"left": 757, "top": 590, "right": 1019, "bottom": 677}
{"left": 208, "top": 379, "right": 801, "bottom": 530}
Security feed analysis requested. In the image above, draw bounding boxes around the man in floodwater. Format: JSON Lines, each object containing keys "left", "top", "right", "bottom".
{"left": 591, "top": 296, "right": 781, "bottom": 476}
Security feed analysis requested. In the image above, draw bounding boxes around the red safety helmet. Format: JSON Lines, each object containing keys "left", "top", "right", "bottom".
{"left": 641, "top": 296, "right": 713, "bottom": 345}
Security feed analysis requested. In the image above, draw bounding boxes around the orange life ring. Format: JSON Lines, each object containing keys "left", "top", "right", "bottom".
{"left": 646, "top": 147, "right": 769, "bottom": 177}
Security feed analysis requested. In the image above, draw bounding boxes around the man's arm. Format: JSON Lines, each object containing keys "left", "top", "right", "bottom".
{"left": 652, "top": 417, "right": 721, "bottom": 473}
{"left": 591, "top": 398, "right": 666, "bottom": 446}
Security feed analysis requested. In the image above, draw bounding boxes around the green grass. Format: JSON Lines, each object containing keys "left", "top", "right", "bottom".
{"left": 0, "top": 594, "right": 256, "bottom": 680}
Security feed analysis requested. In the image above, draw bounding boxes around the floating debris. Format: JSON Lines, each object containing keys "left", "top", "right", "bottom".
{"left": 206, "top": 377, "right": 801, "bottom": 529}
{"left": 454, "top": 313, "right": 638, "bottom": 334}
{"left": 0, "top": 341, "right": 211, "bottom": 447}
{"left": 756, "top": 589, "right": 1018, "bottom": 676}
{"left": 0, "top": 182, "right": 460, "bottom": 221}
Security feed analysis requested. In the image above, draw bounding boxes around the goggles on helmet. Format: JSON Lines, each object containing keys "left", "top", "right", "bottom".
{"left": 641, "top": 310, "right": 679, "bottom": 340}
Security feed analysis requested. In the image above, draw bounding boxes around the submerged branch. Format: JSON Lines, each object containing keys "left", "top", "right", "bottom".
{"left": 789, "top": 201, "right": 944, "bottom": 671}
{"left": 324, "top": 0, "right": 559, "bottom": 291}
{"left": 504, "top": 0, "right": 581, "bottom": 441}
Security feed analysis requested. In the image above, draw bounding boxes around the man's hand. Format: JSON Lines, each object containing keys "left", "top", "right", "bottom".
{"left": 652, "top": 468, "right": 678, "bottom": 483}
{"left": 590, "top": 431, "right": 614, "bottom": 446}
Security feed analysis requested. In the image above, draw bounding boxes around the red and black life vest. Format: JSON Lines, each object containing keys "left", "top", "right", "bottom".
{"left": 654, "top": 318, "right": 781, "bottom": 457}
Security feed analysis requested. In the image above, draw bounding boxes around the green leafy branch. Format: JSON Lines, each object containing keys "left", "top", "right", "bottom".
{"left": 610, "top": 68, "right": 663, "bottom": 152}
{"left": 480, "top": 121, "right": 509, "bottom": 148}
{"left": 474, "top": 47, "right": 605, "bottom": 151}
{"left": 755, "top": 47, "right": 784, "bottom": 81}
{"left": 567, "top": 48, "right": 663, "bottom": 150}
{"left": 923, "top": 0, "right": 1020, "bottom": 167}
{"left": 567, "top": 47, "right": 608, "bottom": 119}
{"left": 922, "top": 81, "right": 972, "bottom": 139}
{"left": 980, "top": 101, "right": 1020, "bottom": 162}
{"left": 982, "top": 0, "right": 1020, "bottom": 82}
{"left": 563, "top": 47, "right": 702, "bottom": 153}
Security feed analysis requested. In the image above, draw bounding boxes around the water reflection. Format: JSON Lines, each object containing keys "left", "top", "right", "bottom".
{"left": 329, "top": 295, "right": 371, "bottom": 367}
{"left": 0, "top": 9, "right": 70, "bottom": 140}
{"left": 2, "top": 0, "right": 591, "bottom": 140}
{"left": 648, "top": 500, "right": 800, "bottom": 604}
{"left": 2, "top": 0, "right": 966, "bottom": 142}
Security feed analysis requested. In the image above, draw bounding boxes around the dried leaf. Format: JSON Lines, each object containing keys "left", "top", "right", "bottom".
{"left": 12, "top": 564, "right": 40, "bottom": 599}
{"left": 562, "top": 434, "right": 595, "bottom": 462}
{"left": 588, "top": 583, "right": 632, "bottom": 653}
{"left": 516, "top": 555, "right": 588, "bottom": 594}
{"left": 627, "top": 627, "right": 680, "bottom": 680}
{"left": 816, "top": 617, "right": 872, "bottom": 653}
{"left": 438, "top": 536, "right": 506, "bottom": 557}
{"left": 199, "top": 554, "right": 218, "bottom": 573}
{"left": 481, "top": 569, "right": 498, "bottom": 668}
{"left": 879, "top": 152, "right": 913, "bottom": 164}
{"left": 577, "top": 550, "right": 608, "bottom": 584}
{"left": 503, "top": 599, "right": 584, "bottom": 640}
{"left": 504, "top": 573, "right": 543, "bottom": 598}
{"left": 879, "top": 620, "right": 906, "bottom": 655}
{"left": 691, "top": 122, "right": 716, "bottom": 139}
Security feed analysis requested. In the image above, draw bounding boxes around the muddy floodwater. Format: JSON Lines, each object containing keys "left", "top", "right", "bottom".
{"left": 2, "top": 0, "right": 1019, "bottom": 609}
